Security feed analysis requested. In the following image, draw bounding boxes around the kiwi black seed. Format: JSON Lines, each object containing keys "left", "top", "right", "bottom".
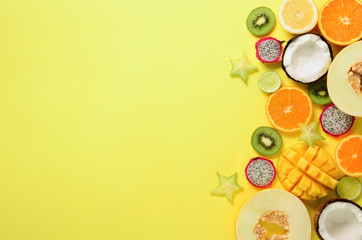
{"left": 246, "top": 7, "right": 275, "bottom": 36}
{"left": 251, "top": 126, "right": 282, "bottom": 156}
{"left": 309, "top": 80, "right": 331, "bottom": 105}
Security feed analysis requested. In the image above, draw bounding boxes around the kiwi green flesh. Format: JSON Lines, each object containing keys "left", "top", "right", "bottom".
{"left": 309, "top": 80, "right": 332, "bottom": 105}
{"left": 251, "top": 126, "right": 282, "bottom": 156}
{"left": 246, "top": 7, "right": 275, "bottom": 36}
{"left": 314, "top": 198, "right": 362, "bottom": 240}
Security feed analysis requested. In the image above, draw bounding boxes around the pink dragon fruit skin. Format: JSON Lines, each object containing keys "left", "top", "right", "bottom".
{"left": 255, "top": 37, "right": 283, "bottom": 63}
{"left": 319, "top": 104, "right": 355, "bottom": 137}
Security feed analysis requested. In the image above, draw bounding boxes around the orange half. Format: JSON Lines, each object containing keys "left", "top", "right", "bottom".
{"left": 335, "top": 135, "right": 362, "bottom": 177}
{"left": 266, "top": 87, "right": 313, "bottom": 133}
{"left": 318, "top": 0, "right": 362, "bottom": 46}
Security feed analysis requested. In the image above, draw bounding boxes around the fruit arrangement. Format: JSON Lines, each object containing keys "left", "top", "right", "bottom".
{"left": 212, "top": 0, "right": 362, "bottom": 239}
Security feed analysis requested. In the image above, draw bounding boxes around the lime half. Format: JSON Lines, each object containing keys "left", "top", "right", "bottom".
{"left": 336, "top": 176, "right": 361, "bottom": 200}
{"left": 258, "top": 71, "right": 282, "bottom": 93}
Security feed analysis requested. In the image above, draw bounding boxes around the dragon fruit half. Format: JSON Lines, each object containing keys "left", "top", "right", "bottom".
{"left": 245, "top": 157, "right": 276, "bottom": 188}
{"left": 319, "top": 104, "right": 355, "bottom": 137}
{"left": 255, "top": 37, "right": 283, "bottom": 63}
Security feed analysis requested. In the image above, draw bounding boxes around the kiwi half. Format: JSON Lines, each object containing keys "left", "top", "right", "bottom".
{"left": 246, "top": 7, "right": 276, "bottom": 36}
{"left": 309, "top": 80, "right": 331, "bottom": 105}
{"left": 251, "top": 126, "right": 282, "bottom": 156}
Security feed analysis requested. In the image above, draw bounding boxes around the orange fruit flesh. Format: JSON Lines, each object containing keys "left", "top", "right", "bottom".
{"left": 336, "top": 135, "right": 362, "bottom": 176}
{"left": 319, "top": 0, "right": 362, "bottom": 45}
{"left": 267, "top": 88, "right": 312, "bottom": 132}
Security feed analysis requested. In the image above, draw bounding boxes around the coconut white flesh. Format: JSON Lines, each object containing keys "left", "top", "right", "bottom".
{"left": 327, "top": 41, "right": 362, "bottom": 117}
{"left": 235, "top": 189, "right": 311, "bottom": 240}
{"left": 318, "top": 201, "right": 362, "bottom": 240}
{"left": 283, "top": 34, "right": 331, "bottom": 83}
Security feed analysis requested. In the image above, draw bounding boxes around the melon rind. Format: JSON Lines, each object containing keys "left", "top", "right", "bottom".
{"left": 235, "top": 189, "right": 311, "bottom": 240}
{"left": 327, "top": 41, "right": 362, "bottom": 117}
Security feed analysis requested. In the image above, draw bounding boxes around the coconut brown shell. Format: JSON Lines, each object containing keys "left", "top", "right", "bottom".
{"left": 313, "top": 198, "right": 362, "bottom": 240}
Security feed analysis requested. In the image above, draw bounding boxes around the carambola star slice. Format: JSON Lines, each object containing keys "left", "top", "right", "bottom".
{"left": 211, "top": 172, "right": 243, "bottom": 203}
{"left": 230, "top": 53, "right": 257, "bottom": 84}
{"left": 298, "top": 120, "right": 325, "bottom": 146}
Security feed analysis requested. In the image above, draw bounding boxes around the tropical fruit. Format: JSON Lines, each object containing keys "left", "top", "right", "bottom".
{"left": 327, "top": 41, "right": 362, "bottom": 117}
{"left": 335, "top": 135, "right": 362, "bottom": 177}
{"left": 245, "top": 157, "right": 276, "bottom": 188}
{"left": 320, "top": 104, "right": 355, "bottom": 137}
{"left": 266, "top": 87, "right": 313, "bottom": 132}
{"left": 278, "top": 0, "right": 318, "bottom": 34}
{"left": 258, "top": 71, "right": 282, "bottom": 93}
{"left": 336, "top": 176, "right": 361, "bottom": 200}
{"left": 255, "top": 37, "right": 283, "bottom": 63}
{"left": 236, "top": 189, "right": 311, "bottom": 240}
{"left": 282, "top": 33, "right": 332, "bottom": 84}
{"left": 318, "top": 0, "right": 362, "bottom": 46}
{"left": 278, "top": 142, "right": 344, "bottom": 200}
{"left": 251, "top": 126, "right": 282, "bottom": 156}
{"left": 308, "top": 80, "right": 331, "bottom": 105}
{"left": 246, "top": 7, "right": 276, "bottom": 36}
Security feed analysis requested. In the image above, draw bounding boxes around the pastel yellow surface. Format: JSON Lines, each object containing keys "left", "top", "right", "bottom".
{"left": 0, "top": 0, "right": 361, "bottom": 239}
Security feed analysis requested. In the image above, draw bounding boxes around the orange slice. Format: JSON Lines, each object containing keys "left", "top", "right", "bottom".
{"left": 318, "top": 0, "right": 362, "bottom": 46}
{"left": 335, "top": 135, "right": 362, "bottom": 177}
{"left": 278, "top": 0, "right": 318, "bottom": 34}
{"left": 266, "top": 87, "right": 313, "bottom": 133}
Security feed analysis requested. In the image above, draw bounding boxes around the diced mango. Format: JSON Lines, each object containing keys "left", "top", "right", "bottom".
{"left": 320, "top": 159, "right": 336, "bottom": 173}
{"left": 306, "top": 164, "right": 320, "bottom": 178}
{"left": 283, "top": 149, "right": 299, "bottom": 165}
{"left": 303, "top": 147, "right": 318, "bottom": 161}
{"left": 291, "top": 142, "right": 308, "bottom": 156}
{"left": 298, "top": 175, "right": 312, "bottom": 191}
{"left": 291, "top": 186, "right": 303, "bottom": 197}
{"left": 283, "top": 178, "right": 295, "bottom": 191}
{"left": 278, "top": 143, "right": 338, "bottom": 200}
{"left": 312, "top": 151, "right": 329, "bottom": 167}
{"left": 288, "top": 169, "right": 303, "bottom": 183}
{"left": 307, "top": 181, "right": 320, "bottom": 197}
{"left": 297, "top": 157, "right": 309, "bottom": 171}
{"left": 327, "top": 168, "right": 344, "bottom": 180}
{"left": 326, "top": 178, "right": 339, "bottom": 189}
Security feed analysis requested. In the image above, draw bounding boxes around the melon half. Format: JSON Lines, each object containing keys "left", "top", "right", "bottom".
{"left": 327, "top": 41, "right": 362, "bottom": 117}
{"left": 236, "top": 189, "right": 311, "bottom": 240}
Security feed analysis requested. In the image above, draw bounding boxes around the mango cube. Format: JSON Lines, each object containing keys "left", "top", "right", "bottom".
{"left": 297, "top": 157, "right": 309, "bottom": 171}
{"left": 303, "top": 147, "right": 318, "bottom": 161}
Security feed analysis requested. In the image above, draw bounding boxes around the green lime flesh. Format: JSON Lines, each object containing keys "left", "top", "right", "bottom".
{"left": 251, "top": 126, "right": 282, "bottom": 156}
{"left": 308, "top": 80, "right": 331, "bottom": 105}
{"left": 259, "top": 71, "right": 282, "bottom": 93}
{"left": 336, "top": 176, "right": 361, "bottom": 200}
{"left": 246, "top": 7, "right": 275, "bottom": 36}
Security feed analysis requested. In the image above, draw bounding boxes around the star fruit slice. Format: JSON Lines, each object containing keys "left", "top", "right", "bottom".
{"left": 211, "top": 172, "right": 242, "bottom": 203}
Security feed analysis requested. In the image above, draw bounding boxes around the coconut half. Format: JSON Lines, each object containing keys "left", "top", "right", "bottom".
{"left": 282, "top": 33, "right": 332, "bottom": 84}
{"left": 314, "top": 198, "right": 362, "bottom": 240}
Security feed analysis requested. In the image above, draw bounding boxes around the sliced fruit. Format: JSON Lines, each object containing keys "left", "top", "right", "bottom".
{"left": 298, "top": 120, "right": 325, "bottom": 147}
{"left": 245, "top": 157, "right": 276, "bottom": 188}
{"left": 230, "top": 53, "right": 258, "bottom": 84}
{"left": 236, "top": 189, "right": 311, "bottom": 240}
{"left": 210, "top": 172, "right": 242, "bottom": 202}
{"left": 278, "top": 0, "right": 318, "bottom": 34}
{"left": 335, "top": 135, "right": 362, "bottom": 177}
{"left": 314, "top": 198, "right": 362, "bottom": 240}
{"left": 336, "top": 176, "right": 361, "bottom": 200}
{"left": 327, "top": 41, "right": 362, "bottom": 117}
{"left": 258, "top": 71, "right": 282, "bottom": 93}
{"left": 246, "top": 7, "right": 276, "bottom": 36}
{"left": 309, "top": 80, "right": 331, "bottom": 105}
{"left": 320, "top": 104, "right": 355, "bottom": 137}
{"left": 282, "top": 33, "right": 332, "bottom": 84}
{"left": 278, "top": 142, "right": 343, "bottom": 200}
{"left": 266, "top": 87, "right": 313, "bottom": 132}
{"left": 255, "top": 37, "right": 283, "bottom": 63}
{"left": 318, "top": 0, "right": 362, "bottom": 46}
{"left": 251, "top": 126, "right": 282, "bottom": 156}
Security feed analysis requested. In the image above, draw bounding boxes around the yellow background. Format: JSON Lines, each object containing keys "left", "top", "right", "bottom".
{"left": 0, "top": 0, "right": 360, "bottom": 239}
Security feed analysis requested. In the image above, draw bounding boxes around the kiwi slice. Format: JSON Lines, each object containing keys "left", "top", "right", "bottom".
{"left": 251, "top": 126, "right": 282, "bottom": 156}
{"left": 246, "top": 7, "right": 275, "bottom": 36}
{"left": 309, "top": 80, "right": 331, "bottom": 105}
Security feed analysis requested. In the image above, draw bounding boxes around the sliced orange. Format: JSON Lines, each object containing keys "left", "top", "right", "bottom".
{"left": 278, "top": 0, "right": 318, "bottom": 34}
{"left": 266, "top": 87, "right": 313, "bottom": 133}
{"left": 335, "top": 135, "right": 362, "bottom": 177}
{"left": 318, "top": 0, "right": 362, "bottom": 46}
